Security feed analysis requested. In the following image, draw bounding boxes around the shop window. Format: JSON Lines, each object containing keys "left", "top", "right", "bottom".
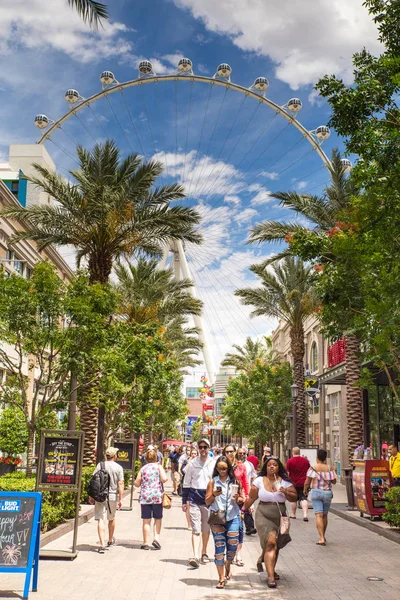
{"left": 6, "top": 249, "right": 13, "bottom": 261}
{"left": 311, "top": 342, "right": 318, "bottom": 372}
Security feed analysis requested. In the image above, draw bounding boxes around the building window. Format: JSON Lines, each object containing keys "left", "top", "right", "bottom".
{"left": 311, "top": 342, "right": 318, "bottom": 373}
{"left": 13, "top": 257, "right": 24, "bottom": 276}
{"left": 25, "top": 267, "right": 31, "bottom": 280}
{"left": 6, "top": 249, "right": 13, "bottom": 261}
{"left": 11, "top": 181, "right": 19, "bottom": 193}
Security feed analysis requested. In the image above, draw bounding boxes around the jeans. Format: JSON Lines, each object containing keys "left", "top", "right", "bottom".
{"left": 211, "top": 516, "right": 240, "bottom": 566}
{"left": 310, "top": 489, "right": 333, "bottom": 514}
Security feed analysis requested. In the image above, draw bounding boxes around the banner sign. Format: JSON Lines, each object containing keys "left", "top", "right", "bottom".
{"left": 37, "top": 431, "right": 83, "bottom": 493}
{"left": 0, "top": 491, "right": 42, "bottom": 599}
{"left": 115, "top": 443, "right": 135, "bottom": 471}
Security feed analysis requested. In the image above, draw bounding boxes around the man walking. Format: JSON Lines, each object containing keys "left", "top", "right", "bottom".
{"left": 169, "top": 446, "right": 183, "bottom": 495}
{"left": 286, "top": 447, "right": 310, "bottom": 521}
{"left": 182, "top": 438, "right": 215, "bottom": 568}
{"left": 388, "top": 443, "right": 400, "bottom": 486}
{"left": 89, "top": 447, "right": 124, "bottom": 553}
{"left": 240, "top": 447, "right": 257, "bottom": 535}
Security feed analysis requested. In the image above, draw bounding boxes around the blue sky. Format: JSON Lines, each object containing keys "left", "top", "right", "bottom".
{"left": 0, "top": 0, "right": 381, "bottom": 379}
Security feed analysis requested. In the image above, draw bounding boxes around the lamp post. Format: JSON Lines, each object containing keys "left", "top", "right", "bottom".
{"left": 291, "top": 383, "right": 299, "bottom": 449}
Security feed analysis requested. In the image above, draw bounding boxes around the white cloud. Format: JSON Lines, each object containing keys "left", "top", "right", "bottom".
{"left": 0, "top": 1, "right": 132, "bottom": 63}
{"left": 296, "top": 181, "right": 307, "bottom": 190}
{"left": 260, "top": 171, "right": 279, "bottom": 181}
{"left": 250, "top": 188, "right": 272, "bottom": 206}
{"left": 173, "top": 0, "right": 381, "bottom": 89}
{"left": 224, "top": 195, "right": 241, "bottom": 206}
{"left": 234, "top": 208, "right": 257, "bottom": 223}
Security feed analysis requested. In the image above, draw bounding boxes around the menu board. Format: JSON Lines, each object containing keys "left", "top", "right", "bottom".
{"left": 0, "top": 495, "right": 38, "bottom": 569}
{"left": 39, "top": 436, "right": 80, "bottom": 488}
{"left": 115, "top": 442, "right": 135, "bottom": 471}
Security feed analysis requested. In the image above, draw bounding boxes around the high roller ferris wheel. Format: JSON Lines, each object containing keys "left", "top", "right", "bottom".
{"left": 33, "top": 57, "right": 351, "bottom": 383}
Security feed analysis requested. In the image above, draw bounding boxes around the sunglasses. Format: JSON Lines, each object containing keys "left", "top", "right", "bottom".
{"left": 218, "top": 466, "right": 228, "bottom": 470}
{"left": 225, "top": 450, "right": 235, "bottom": 453}
{"left": 198, "top": 446, "right": 208, "bottom": 450}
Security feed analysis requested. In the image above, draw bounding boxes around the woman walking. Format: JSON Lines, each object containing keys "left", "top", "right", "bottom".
{"left": 303, "top": 448, "right": 336, "bottom": 546}
{"left": 243, "top": 456, "right": 297, "bottom": 588}
{"left": 181, "top": 447, "right": 198, "bottom": 529}
{"left": 134, "top": 449, "right": 168, "bottom": 550}
{"left": 222, "top": 445, "right": 249, "bottom": 566}
{"left": 205, "top": 456, "right": 243, "bottom": 589}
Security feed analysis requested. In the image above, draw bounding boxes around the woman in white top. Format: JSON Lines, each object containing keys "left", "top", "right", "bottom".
{"left": 243, "top": 456, "right": 297, "bottom": 588}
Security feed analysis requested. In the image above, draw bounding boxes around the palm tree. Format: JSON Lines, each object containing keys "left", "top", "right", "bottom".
{"left": 249, "top": 149, "right": 364, "bottom": 460}
{"left": 115, "top": 258, "right": 203, "bottom": 369}
{"left": 236, "top": 257, "right": 317, "bottom": 445}
{"left": 1, "top": 140, "right": 202, "bottom": 464}
{"left": 67, "top": 0, "right": 108, "bottom": 28}
{"left": 222, "top": 336, "right": 280, "bottom": 374}
{"left": 115, "top": 258, "right": 204, "bottom": 445}
{"left": 249, "top": 149, "right": 358, "bottom": 264}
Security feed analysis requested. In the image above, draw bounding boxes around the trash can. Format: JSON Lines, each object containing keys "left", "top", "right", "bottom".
{"left": 343, "top": 466, "right": 356, "bottom": 510}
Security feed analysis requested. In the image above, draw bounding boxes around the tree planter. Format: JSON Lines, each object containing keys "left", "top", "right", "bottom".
{"left": 0, "top": 463, "right": 16, "bottom": 475}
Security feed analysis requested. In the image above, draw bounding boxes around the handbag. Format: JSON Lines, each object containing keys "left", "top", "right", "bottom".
{"left": 273, "top": 482, "right": 290, "bottom": 535}
{"left": 162, "top": 492, "right": 172, "bottom": 509}
{"left": 207, "top": 479, "right": 229, "bottom": 525}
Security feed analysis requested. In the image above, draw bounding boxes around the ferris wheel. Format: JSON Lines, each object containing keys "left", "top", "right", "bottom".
{"left": 33, "top": 58, "right": 351, "bottom": 382}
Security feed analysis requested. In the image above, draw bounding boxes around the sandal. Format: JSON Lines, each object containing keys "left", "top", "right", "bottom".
{"left": 188, "top": 557, "right": 200, "bottom": 568}
{"left": 274, "top": 572, "right": 280, "bottom": 580}
{"left": 256, "top": 560, "right": 263, "bottom": 573}
{"left": 235, "top": 558, "right": 244, "bottom": 567}
{"left": 316, "top": 541, "right": 326, "bottom": 546}
{"left": 267, "top": 579, "right": 277, "bottom": 588}
{"left": 216, "top": 580, "right": 226, "bottom": 589}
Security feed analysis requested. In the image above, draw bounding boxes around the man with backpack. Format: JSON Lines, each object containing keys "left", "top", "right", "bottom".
{"left": 88, "top": 446, "right": 124, "bottom": 553}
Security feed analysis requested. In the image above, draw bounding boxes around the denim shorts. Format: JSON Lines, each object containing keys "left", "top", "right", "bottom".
{"left": 310, "top": 489, "right": 333, "bottom": 514}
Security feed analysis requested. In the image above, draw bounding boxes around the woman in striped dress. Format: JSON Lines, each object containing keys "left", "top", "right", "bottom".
{"left": 303, "top": 448, "right": 336, "bottom": 546}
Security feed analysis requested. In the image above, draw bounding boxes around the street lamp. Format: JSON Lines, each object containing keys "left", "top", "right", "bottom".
{"left": 290, "top": 384, "right": 299, "bottom": 449}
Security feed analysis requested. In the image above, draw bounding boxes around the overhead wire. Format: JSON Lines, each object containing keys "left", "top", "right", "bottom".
{"left": 105, "top": 94, "right": 135, "bottom": 152}
{"left": 74, "top": 113, "right": 99, "bottom": 145}
{"left": 186, "top": 82, "right": 214, "bottom": 198}
{"left": 87, "top": 104, "right": 109, "bottom": 139}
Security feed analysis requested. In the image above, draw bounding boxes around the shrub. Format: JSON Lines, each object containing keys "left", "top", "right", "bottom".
{"left": 383, "top": 487, "right": 400, "bottom": 528}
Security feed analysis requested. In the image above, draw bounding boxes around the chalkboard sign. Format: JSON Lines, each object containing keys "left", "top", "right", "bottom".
{"left": 37, "top": 430, "right": 83, "bottom": 493}
{"left": 0, "top": 492, "right": 41, "bottom": 599}
{"left": 115, "top": 442, "right": 135, "bottom": 470}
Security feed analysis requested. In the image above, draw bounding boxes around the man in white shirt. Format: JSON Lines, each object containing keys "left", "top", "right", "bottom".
{"left": 182, "top": 438, "right": 215, "bottom": 568}
{"left": 238, "top": 447, "right": 257, "bottom": 535}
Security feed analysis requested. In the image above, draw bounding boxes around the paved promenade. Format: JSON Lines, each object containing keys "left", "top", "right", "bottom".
{"left": 2, "top": 486, "right": 400, "bottom": 600}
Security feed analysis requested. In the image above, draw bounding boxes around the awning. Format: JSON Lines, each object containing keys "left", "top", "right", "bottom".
{"left": 318, "top": 363, "right": 346, "bottom": 386}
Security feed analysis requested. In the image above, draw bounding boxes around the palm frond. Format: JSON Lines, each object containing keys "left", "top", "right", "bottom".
{"left": 67, "top": 0, "right": 108, "bottom": 28}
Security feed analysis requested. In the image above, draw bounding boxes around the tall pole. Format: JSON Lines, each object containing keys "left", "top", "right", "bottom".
{"left": 175, "top": 240, "right": 216, "bottom": 383}
{"left": 68, "top": 372, "right": 77, "bottom": 431}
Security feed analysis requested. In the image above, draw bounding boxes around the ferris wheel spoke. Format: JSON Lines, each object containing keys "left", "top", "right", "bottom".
{"left": 105, "top": 94, "right": 135, "bottom": 153}
{"left": 119, "top": 89, "right": 146, "bottom": 156}
{"left": 47, "top": 138, "right": 80, "bottom": 166}
{"left": 87, "top": 104, "right": 109, "bottom": 139}
{"left": 181, "top": 80, "right": 194, "bottom": 191}
{"left": 186, "top": 82, "right": 214, "bottom": 198}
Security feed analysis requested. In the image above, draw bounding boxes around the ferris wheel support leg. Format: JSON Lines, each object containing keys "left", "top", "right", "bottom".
{"left": 158, "top": 244, "right": 171, "bottom": 270}
{"left": 176, "top": 240, "right": 216, "bottom": 383}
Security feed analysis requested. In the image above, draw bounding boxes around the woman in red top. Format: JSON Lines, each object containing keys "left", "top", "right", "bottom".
{"left": 223, "top": 445, "right": 249, "bottom": 566}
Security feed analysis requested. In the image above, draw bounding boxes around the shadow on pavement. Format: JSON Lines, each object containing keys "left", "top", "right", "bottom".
{"left": 0, "top": 592, "right": 23, "bottom": 599}
{"left": 163, "top": 526, "right": 189, "bottom": 530}
{"left": 160, "top": 558, "right": 193, "bottom": 566}
{"left": 76, "top": 543, "right": 102, "bottom": 553}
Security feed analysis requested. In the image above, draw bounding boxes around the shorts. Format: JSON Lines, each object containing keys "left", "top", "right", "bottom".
{"left": 189, "top": 503, "right": 210, "bottom": 535}
{"left": 172, "top": 471, "right": 181, "bottom": 483}
{"left": 310, "top": 489, "right": 333, "bottom": 514}
{"left": 140, "top": 503, "right": 163, "bottom": 520}
{"left": 295, "top": 486, "right": 307, "bottom": 502}
{"left": 94, "top": 500, "right": 118, "bottom": 521}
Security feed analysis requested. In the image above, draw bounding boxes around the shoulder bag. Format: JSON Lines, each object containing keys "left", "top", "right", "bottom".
{"left": 208, "top": 479, "right": 229, "bottom": 525}
{"left": 158, "top": 465, "right": 172, "bottom": 509}
{"left": 273, "top": 482, "right": 290, "bottom": 535}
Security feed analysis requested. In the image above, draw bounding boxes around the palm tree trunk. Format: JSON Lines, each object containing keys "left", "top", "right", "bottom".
{"left": 26, "top": 426, "right": 35, "bottom": 478}
{"left": 345, "top": 334, "right": 363, "bottom": 462}
{"left": 80, "top": 388, "right": 98, "bottom": 466}
{"left": 291, "top": 326, "right": 306, "bottom": 446}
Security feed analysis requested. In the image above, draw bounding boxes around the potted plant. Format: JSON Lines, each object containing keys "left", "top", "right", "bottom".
{"left": 0, "top": 455, "right": 23, "bottom": 475}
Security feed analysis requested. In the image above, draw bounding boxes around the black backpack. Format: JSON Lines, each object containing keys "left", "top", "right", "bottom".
{"left": 88, "top": 462, "right": 110, "bottom": 503}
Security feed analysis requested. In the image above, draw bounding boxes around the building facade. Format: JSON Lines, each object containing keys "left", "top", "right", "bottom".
{"left": 271, "top": 316, "right": 347, "bottom": 475}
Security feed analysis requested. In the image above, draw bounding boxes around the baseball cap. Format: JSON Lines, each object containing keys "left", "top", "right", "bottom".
{"left": 198, "top": 438, "right": 210, "bottom": 447}
{"left": 105, "top": 446, "right": 119, "bottom": 458}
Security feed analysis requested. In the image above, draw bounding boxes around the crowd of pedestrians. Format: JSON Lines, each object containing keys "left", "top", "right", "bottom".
{"left": 88, "top": 441, "right": 342, "bottom": 589}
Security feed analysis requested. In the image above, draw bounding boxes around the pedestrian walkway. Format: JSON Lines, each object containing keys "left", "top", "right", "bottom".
{"left": 2, "top": 487, "right": 400, "bottom": 600}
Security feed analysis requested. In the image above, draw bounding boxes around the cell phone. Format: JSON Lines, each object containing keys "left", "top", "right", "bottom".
{"left": 216, "top": 486, "right": 222, "bottom": 492}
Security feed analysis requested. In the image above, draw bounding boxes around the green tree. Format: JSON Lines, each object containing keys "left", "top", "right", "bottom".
{"left": 222, "top": 336, "right": 280, "bottom": 374}
{"left": 223, "top": 360, "right": 293, "bottom": 446}
{"left": 0, "top": 407, "right": 28, "bottom": 457}
{"left": 236, "top": 257, "right": 317, "bottom": 445}
{"left": 115, "top": 258, "right": 203, "bottom": 369}
{"left": 0, "top": 262, "right": 117, "bottom": 473}
{"left": 1, "top": 140, "right": 202, "bottom": 462}
{"left": 67, "top": 0, "right": 108, "bottom": 28}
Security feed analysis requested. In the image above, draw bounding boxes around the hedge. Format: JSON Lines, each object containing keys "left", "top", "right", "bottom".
{"left": 383, "top": 486, "right": 400, "bottom": 528}
{"left": 0, "top": 467, "right": 131, "bottom": 533}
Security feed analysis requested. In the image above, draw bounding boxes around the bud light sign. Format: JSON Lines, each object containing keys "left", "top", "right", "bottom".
{"left": 0, "top": 499, "right": 21, "bottom": 512}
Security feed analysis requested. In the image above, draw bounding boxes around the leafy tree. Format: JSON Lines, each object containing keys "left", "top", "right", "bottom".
{"left": 67, "top": 0, "right": 108, "bottom": 28}
{"left": 0, "top": 407, "right": 28, "bottom": 457}
{"left": 0, "top": 262, "right": 117, "bottom": 473}
{"left": 236, "top": 257, "right": 317, "bottom": 445}
{"left": 1, "top": 140, "right": 202, "bottom": 461}
{"left": 223, "top": 360, "right": 293, "bottom": 446}
{"left": 222, "top": 336, "right": 280, "bottom": 373}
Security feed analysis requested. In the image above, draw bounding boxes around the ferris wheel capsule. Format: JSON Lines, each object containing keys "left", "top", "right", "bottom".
{"left": 138, "top": 60, "right": 153, "bottom": 75}
{"left": 100, "top": 71, "right": 115, "bottom": 86}
{"left": 178, "top": 58, "right": 193, "bottom": 73}
{"left": 216, "top": 63, "right": 232, "bottom": 79}
{"left": 65, "top": 89, "right": 80, "bottom": 104}
{"left": 254, "top": 77, "right": 269, "bottom": 92}
{"left": 287, "top": 98, "right": 302, "bottom": 113}
{"left": 34, "top": 114, "right": 50, "bottom": 129}
{"left": 315, "top": 125, "right": 331, "bottom": 141}
{"left": 341, "top": 158, "right": 352, "bottom": 173}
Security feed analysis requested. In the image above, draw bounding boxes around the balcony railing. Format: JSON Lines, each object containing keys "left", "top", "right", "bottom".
{"left": 327, "top": 338, "right": 346, "bottom": 367}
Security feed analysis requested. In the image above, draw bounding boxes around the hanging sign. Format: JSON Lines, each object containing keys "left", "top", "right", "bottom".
{"left": 0, "top": 491, "right": 42, "bottom": 599}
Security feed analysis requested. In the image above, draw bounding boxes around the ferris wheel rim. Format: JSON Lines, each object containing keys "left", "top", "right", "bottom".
{"left": 36, "top": 73, "right": 330, "bottom": 167}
